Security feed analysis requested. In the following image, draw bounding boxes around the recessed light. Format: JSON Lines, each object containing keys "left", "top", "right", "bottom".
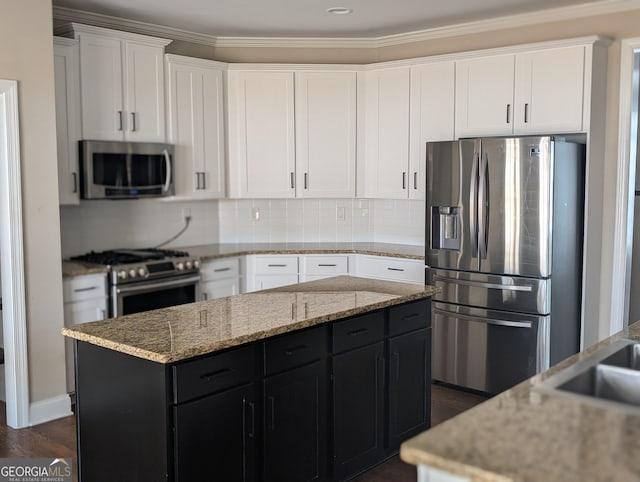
{"left": 326, "top": 7, "right": 353, "bottom": 15}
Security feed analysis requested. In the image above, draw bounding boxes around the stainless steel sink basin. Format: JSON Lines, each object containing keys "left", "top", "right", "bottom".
{"left": 536, "top": 339, "right": 640, "bottom": 413}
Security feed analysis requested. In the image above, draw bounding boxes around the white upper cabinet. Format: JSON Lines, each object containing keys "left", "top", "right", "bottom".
{"left": 360, "top": 67, "right": 411, "bottom": 199}
{"left": 165, "top": 55, "right": 226, "bottom": 199}
{"left": 228, "top": 68, "right": 357, "bottom": 198}
{"left": 455, "top": 54, "right": 516, "bottom": 137}
{"left": 455, "top": 45, "right": 587, "bottom": 137}
{"left": 53, "top": 37, "right": 82, "bottom": 205}
{"left": 360, "top": 62, "right": 455, "bottom": 200}
{"left": 69, "top": 24, "right": 170, "bottom": 142}
{"left": 295, "top": 71, "right": 356, "bottom": 198}
{"left": 227, "top": 70, "right": 296, "bottom": 198}
{"left": 513, "top": 45, "right": 586, "bottom": 134}
{"left": 409, "top": 61, "right": 456, "bottom": 200}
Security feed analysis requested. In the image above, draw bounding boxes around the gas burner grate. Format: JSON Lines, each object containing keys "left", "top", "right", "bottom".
{"left": 71, "top": 248, "right": 190, "bottom": 266}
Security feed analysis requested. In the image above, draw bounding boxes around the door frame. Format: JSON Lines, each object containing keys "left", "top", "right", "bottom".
{"left": 615, "top": 39, "right": 640, "bottom": 332}
{"left": 0, "top": 79, "right": 30, "bottom": 428}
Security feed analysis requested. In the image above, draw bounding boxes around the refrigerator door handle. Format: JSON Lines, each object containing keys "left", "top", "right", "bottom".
{"left": 469, "top": 145, "right": 479, "bottom": 258}
{"left": 478, "top": 151, "right": 489, "bottom": 259}
{"left": 432, "top": 274, "right": 533, "bottom": 292}
{"left": 433, "top": 308, "right": 532, "bottom": 329}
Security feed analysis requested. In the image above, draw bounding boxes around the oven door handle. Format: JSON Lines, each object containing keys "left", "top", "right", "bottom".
{"left": 115, "top": 275, "right": 201, "bottom": 295}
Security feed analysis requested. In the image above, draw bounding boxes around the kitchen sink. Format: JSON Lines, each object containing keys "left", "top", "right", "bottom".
{"left": 536, "top": 339, "right": 640, "bottom": 413}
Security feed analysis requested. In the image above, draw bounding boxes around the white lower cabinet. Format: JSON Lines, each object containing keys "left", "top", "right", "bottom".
{"left": 63, "top": 273, "right": 108, "bottom": 392}
{"left": 245, "top": 255, "right": 299, "bottom": 293}
{"left": 299, "top": 254, "right": 350, "bottom": 283}
{"left": 199, "top": 257, "right": 241, "bottom": 300}
{"left": 354, "top": 255, "right": 424, "bottom": 283}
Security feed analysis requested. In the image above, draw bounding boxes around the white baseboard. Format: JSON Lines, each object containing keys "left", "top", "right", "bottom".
{"left": 29, "top": 394, "right": 72, "bottom": 426}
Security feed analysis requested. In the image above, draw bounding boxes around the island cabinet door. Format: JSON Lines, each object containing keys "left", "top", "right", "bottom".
{"left": 263, "top": 359, "right": 328, "bottom": 482}
{"left": 387, "top": 327, "right": 432, "bottom": 450}
{"left": 173, "top": 383, "right": 258, "bottom": 482}
{"left": 331, "top": 341, "right": 386, "bottom": 480}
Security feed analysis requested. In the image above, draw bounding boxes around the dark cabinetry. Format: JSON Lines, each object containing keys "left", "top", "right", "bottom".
{"left": 74, "top": 298, "right": 431, "bottom": 482}
{"left": 331, "top": 300, "right": 431, "bottom": 480}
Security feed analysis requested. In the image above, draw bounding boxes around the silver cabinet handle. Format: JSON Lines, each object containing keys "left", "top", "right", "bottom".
{"left": 317, "top": 264, "right": 337, "bottom": 267}
{"left": 304, "top": 172, "right": 308, "bottom": 190}
{"left": 413, "top": 172, "right": 418, "bottom": 190}
{"left": 117, "top": 110, "right": 123, "bottom": 131}
{"left": 213, "top": 267, "right": 231, "bottom": 273}
{"left": 195, "top": 172, "right": 201, "bottom": 190}
{"left": 268, "top": 264, "right": 287, "bottom": 267}
{"left": 130, "top": 112, "right": 137, "bottom": 132}
{"left": 74, "top": 286, "right": 98, "bottom": 293}
{"left": 402, "top": 172, "right": 407, "bottom": 190}
{"left": 290, "top": 172, "right": 295, "bottom": 189}
{"left": 506, "top": 104, "right": 511, "bottom": 124}
{"left": 201, "top": 172, "right": 206, "bottom": 190}
{"left": 524, "top": 103, "right": 529, "bottom": 123}
{"left": 387, "top": 267, "right": 405, "bottom": 272}
{"left": 72, "top": 172, "right": 78, "bottom": 193}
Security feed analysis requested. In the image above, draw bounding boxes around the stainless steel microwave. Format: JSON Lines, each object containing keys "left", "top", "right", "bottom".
{"left": 79, "top": 140, "right": 175, "bottom": 199}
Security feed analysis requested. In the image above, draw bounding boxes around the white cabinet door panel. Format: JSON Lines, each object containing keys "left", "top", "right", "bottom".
{"left": 228, "top": 71, "right": 295, "bottom": 198}
{"left": 295, "top": 71, "right": 356, "bottom": 198}
{"left": 455, "top": 55, "right": 515, "bottom": 137}
{"left": 514, "top": 46, "right": 585, "bottom": 134}
{"left": 79, "top": 33, "right": 124, "bottom": 140}
{"left": 125, "top": 42, "right": 166, "bottom": 142}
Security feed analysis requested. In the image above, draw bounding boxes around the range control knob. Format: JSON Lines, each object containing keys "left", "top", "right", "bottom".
{"left": 129, "top": 269, "right": 137, "bottom": 279}
{"left": 138, "top": 268, "right": 147, "bottom": 277}
{"left": 194, "top": 260, "right": 200, "bottom": 269}
{"left": 117, "top": 269, "right": 128, "bottom": 280}
{"left": 185, "top": 261, "right": 193, "bottom": 270}
{"left": 176, "top": 262, "right": 185, "bottom": 271}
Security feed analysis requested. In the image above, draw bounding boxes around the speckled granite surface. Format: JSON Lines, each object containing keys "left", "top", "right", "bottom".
{"left": 61, "top": 242, "right": 424, "bottom": 276}
{"left": 184, "top": 242, "right": 425, "bottom": 261}
{"left": 400, "top": 321, "right": 640, "bottom": 482}
{"left": 62, "top": 276, "right": 435, "bottom": 364}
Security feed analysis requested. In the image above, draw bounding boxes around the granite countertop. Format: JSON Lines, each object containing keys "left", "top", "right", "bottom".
{"left": 62, "top": 276, "right": 436, "bottom": 364}
{"left": 61, "top": 242, "right": 424, "bottom": 277}
{"left": 400, "top": 321, "right": 640, "bottom": 482}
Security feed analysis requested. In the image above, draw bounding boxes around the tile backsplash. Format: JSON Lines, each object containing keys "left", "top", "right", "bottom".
{"left": 218, "top": 198, "right": 424, "bottom": 245}
{"left": 60, "top": 198, "right": 424, "bottom": 258}
{"left": 59, "top": 200, "right": 219, "bottom": 258}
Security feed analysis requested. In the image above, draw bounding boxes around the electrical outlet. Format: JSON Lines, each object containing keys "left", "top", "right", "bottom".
{"left": 336, "top": 206, "right": 346, "bottom": 221}
{"left": 182, "top": 208, "right": 192, "bottom": 221}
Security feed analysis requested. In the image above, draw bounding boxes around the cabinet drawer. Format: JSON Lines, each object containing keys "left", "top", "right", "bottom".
{"left": 356, "top": 255, "right": 424, "bottom": 283}
{"left": 389, "top": 299, "right": 431, "bottom": 336}
{"left": 200, "top": 257, "right": 240, "bottom": 282}
{"left": 255, "top": 256, "right": 299, "bottom": 274}
{"left": 332, "top": 312, "right": 385, "bottom": 354}
{"left": 63, "top": 273, "right": 108, "bottom": 302}
{"left": 264, "top": 326, "right": 327, "bottom": 376}
{"left": 302, "top": 255, "right": 349, "bottom": 275}
{"left": 173, "top": 344, "right": 258, "bottom": 404}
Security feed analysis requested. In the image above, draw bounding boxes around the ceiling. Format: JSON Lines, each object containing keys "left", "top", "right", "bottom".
{"left": 52, "top": 0, "right": 611, "bottom": 39}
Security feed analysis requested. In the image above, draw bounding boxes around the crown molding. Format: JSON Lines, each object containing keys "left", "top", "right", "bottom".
{"left": 53, "top": 0, "right": 640, "bottom": 50}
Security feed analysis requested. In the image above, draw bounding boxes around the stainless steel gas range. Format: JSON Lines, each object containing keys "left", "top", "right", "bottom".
{"left": 71, "top": 248, "right": 200, "bottom": 317}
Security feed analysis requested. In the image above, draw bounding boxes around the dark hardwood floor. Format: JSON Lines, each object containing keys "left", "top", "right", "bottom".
{"left": 0, "top": 383, "right": 487, "bottom": 482}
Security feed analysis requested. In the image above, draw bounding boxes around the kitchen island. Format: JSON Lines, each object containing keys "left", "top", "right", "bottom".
{"left": 62, "top": 276, "right": 436, "bottom": 482}
{"left": 400, "top": 320, "right": 640, "bottom": 482}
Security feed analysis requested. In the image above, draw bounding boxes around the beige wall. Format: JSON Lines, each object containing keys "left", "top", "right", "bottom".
{"left": 1, "top": 1, "right": 66, "bottom": 404}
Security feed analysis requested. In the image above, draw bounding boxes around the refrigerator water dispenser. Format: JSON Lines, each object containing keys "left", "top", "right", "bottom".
{"left": 432, "top": 206, "right": 460, "bottom": 250}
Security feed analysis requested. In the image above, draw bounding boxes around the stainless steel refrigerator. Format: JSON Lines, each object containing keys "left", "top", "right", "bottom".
{"left": 426, "top": 136, "right": 585, "bottom": 394}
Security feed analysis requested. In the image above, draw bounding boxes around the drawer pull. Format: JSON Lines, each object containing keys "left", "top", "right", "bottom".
{"left": 200, "top": 367, "right": 234, "bottom": 381}
{"left": 244, "top": 399, "right": 256, "bottom": 438}
{"left": 73, "top": 286, "right": 98, "bottom": 293}
{"left": 387, "top": 267, "right": 405, "bottom": 272}
{"left": 285, "top": 344, "right": 307, "bottom": 356}
{"left": 402, "top": 313, "right": 420, "bottom": 320}
{"left": 348, "top": 328, "right": 368, "bottom": 337}
{"left": 267, "top": 396, "right": 276, "bottom": 430}
{"left": 268, "top": 264, "right": 287, "bottom": 267}
{"left": 213, "top": 267, "right": 231, "bottom": 273}
{"left": 317, "top": 264, "right": 337, "bottom": 267}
